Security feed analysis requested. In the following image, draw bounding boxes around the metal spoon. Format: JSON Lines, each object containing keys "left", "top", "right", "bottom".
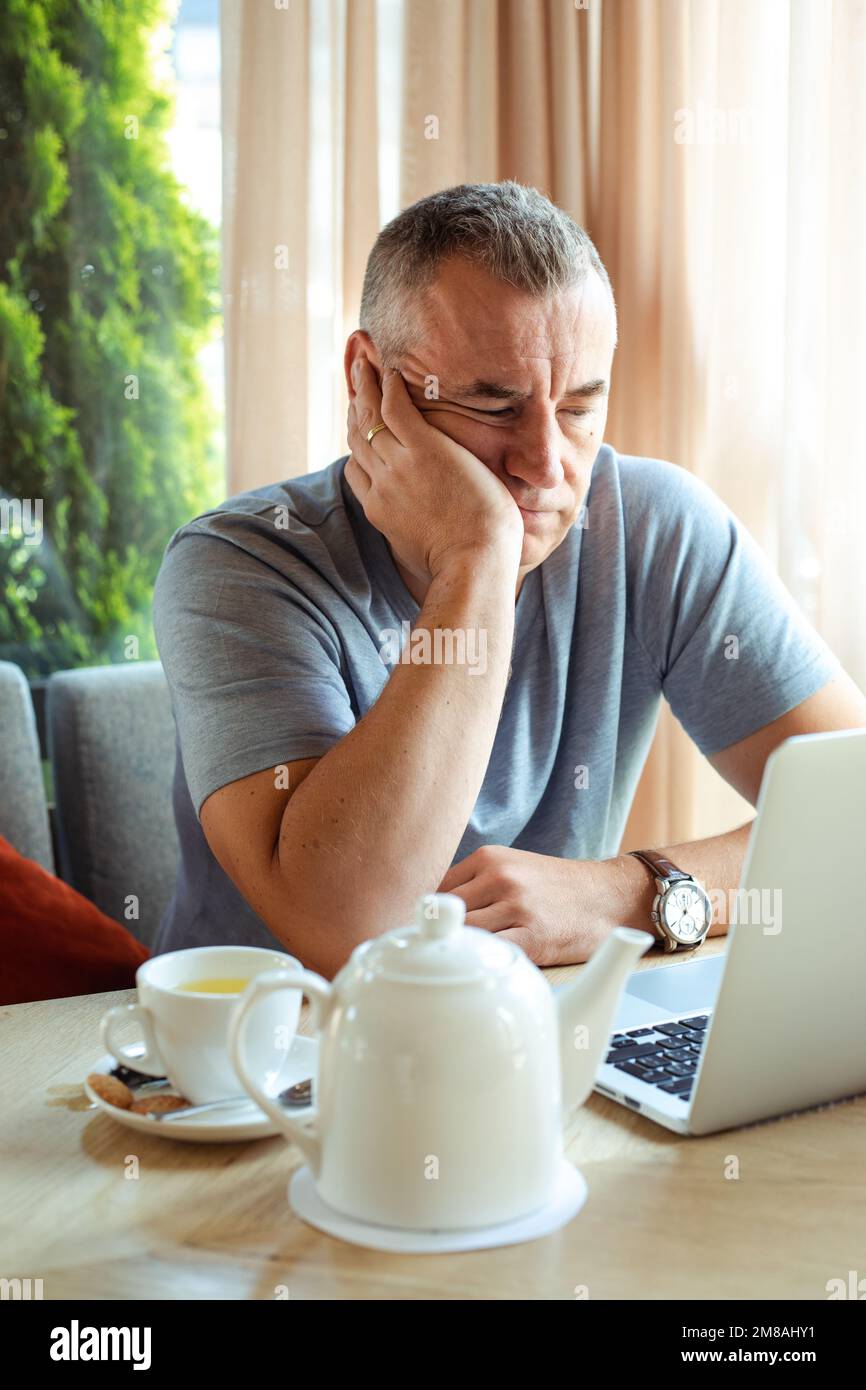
{"left": 142, "top": 1076, "right": 314, "bottom": 1123}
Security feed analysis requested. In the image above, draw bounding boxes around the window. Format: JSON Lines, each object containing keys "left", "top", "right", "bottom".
{"left": 0, "top": 0, "right": 224, "bottom": 680}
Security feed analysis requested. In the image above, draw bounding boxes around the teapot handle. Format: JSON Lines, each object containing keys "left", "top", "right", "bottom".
{"left": 228, "top": 968, "right": 332, "bottom": 1175}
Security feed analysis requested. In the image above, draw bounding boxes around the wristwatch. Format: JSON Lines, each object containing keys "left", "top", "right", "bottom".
{"left": 626, "top": 850, "right": 712, "bottom": 952}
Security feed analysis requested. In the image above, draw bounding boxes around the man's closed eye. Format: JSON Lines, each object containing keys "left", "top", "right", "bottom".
{"left": 472, "top": 406, "right": 594, "bottom": 418}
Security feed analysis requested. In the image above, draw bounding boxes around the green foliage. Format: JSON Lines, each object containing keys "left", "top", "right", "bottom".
{"left": 0, "top": 0, "right": 221, "bottom": 677}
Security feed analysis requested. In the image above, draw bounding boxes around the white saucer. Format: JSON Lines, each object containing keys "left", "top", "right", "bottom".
{"left": 288, "top": 1158, "right": 588, "bottom": 1252}
{"left": 84, "top": 1036, "right": 317, "bottom": 1143}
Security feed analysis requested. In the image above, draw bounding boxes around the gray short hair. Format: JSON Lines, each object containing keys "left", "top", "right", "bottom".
{"left": 359, "top": 180, "right": 616, "bottom": 361}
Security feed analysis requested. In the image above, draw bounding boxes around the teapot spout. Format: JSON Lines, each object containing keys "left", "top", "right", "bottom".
{"left": 557, "top": 927, "right": 653, "bottom": 1118}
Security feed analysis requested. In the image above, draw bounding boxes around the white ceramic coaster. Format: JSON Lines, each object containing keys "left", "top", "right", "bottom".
{"left": 288, "top": 1158, "right": 588, "bottom": 1253}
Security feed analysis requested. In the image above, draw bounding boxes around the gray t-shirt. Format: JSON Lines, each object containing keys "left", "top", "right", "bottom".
{"left": 151, "top": 445, "right": 841, "bottom": 957}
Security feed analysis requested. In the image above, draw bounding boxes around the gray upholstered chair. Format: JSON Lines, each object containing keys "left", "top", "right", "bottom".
{"left": 0, "top": 660, "right": 54, "bottom": 872}
{"left": 46, "top": 661, "right": 179, "bottom": 949}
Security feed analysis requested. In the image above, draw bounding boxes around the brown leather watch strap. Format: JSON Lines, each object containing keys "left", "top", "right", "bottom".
{"left": 627, "top": 849, "right": 690, "bottom": 883}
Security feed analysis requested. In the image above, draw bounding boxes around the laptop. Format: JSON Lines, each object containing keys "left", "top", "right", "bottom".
{"left": 592, "top": 727, "right": 866, "bottom": 1134}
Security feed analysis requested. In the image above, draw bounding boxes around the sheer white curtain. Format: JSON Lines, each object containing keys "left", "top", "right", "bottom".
{"left": 775, "top": 0, "right": 866, "bottom": 691}
{"left": 593, "top": 0, "right": 866, "bottom": 846}
{"left": 220, "top": 0, "right": 402, "bottom": 493}
{"left": 682, "top": 0, "right": 866, "bottom": 694}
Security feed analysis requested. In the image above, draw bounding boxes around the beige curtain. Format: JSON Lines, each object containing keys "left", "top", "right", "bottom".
{"left": 220, "top": 0, "right": 382, "bottom": 494}
{"left": 221, "top": 0, "right": 866, "bottom": 848}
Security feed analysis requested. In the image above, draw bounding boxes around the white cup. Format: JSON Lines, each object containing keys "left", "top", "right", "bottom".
{"left": 100, "top": 945, "right": 304, "bottom": 1105}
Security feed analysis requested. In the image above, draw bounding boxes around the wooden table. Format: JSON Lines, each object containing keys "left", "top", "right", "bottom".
{"left": 2, "top": 938, "right": 863, "bottom": 1300}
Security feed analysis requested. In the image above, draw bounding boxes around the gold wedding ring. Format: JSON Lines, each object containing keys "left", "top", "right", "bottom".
{"left": 366, "top": 422, "right": 387, "bottom": 443}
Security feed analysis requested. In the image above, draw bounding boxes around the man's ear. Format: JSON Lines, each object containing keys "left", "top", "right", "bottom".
{"left": 344, "top": 330, "right": 379, "bottom": 398}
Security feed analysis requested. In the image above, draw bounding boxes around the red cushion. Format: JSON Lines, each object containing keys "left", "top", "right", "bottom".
{"left": 0, "top": 836, "right": 150, "bottom": 1004}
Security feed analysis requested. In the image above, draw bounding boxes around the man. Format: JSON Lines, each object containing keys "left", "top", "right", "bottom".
{"left": 152, "top": 180, "right": 866, "bottom": 977}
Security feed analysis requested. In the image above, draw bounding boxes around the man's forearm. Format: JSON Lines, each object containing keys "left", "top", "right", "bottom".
{"left": 605, "top": 821, "right": 756, "bottom": 937}
{"left": 274, "top": 554, "right": 517, "bottom": 974}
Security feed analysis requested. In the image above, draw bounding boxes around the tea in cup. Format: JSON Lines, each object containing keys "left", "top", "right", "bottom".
{"left": 176, "top": 977, "right": 255, "bottom": 995}
{"left": 100, "top": 945, "right": 304, "bottom": 1105}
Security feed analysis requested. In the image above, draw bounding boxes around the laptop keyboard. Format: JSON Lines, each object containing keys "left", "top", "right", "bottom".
{"left": 604, "top": 1015, "right": 711, "bottom": 1104}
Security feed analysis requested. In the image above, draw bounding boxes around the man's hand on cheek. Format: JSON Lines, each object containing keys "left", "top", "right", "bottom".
{"left": 345, "top": 357, "right": 523, "bottom": 583}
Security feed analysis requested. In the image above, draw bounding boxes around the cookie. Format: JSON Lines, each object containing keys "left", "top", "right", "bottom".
{"left": 130, "top": 1093, "right": 191, "bottom": 1115}
{"left": 87, "top": 1073, "right": 134, "bottom": 1110}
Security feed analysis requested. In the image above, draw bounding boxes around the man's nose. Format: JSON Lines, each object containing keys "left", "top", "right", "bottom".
{"left": 502, "top": 415, "right": 564, "bottom": 490}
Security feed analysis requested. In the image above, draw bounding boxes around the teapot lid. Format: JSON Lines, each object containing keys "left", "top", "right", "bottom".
{"left": 353, "top": 892, "right": 518, "bottom": 984}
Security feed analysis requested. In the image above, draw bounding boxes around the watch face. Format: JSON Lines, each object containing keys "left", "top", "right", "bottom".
{"left": 661, "top": 882, "right": 711, "bottom": 944}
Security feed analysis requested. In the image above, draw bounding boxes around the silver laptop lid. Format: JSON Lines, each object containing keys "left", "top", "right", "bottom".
{"left": 689, "top": 727, "right": 866, "bottom": 1134}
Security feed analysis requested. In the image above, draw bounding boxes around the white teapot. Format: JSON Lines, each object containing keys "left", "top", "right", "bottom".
{"left": 228, "top": 893, "right": 650, "bottom": 1231}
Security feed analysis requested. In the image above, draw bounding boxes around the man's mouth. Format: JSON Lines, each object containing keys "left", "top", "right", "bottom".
{"left": 518, "top": 504, "right": 553, "bottom": 518}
